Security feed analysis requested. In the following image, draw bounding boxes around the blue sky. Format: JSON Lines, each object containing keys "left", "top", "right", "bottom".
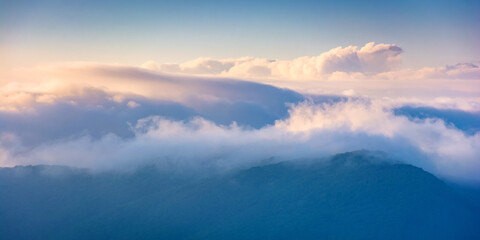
{"left": 1, "top": 0, "right": 479, "bottom": 68}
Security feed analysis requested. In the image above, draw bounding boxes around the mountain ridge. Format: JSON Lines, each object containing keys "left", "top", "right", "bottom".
{"left": 1, "top": 151, "right": 479, "bottom": 239}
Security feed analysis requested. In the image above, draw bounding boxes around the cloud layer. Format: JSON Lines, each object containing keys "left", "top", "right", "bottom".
{"left": 142, "top": 42, "right": 404, "bottom": 79}
{"left": 1, "top": 42, "right": 480, "bottom": 185}
{"left": 141, "top": 42, "right": 480, "bottom": 82}
{"left": 1, "top": 99, "right": 479, "bottom": 184}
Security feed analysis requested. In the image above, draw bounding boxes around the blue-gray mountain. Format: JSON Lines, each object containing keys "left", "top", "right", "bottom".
{"left": 1, "top": 151, "right": 479, "bottom": 239}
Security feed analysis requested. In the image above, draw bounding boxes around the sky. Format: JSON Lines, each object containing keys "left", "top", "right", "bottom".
{"left": 0, "top": 0, "right": 480, "bottom": 185}
{"left": 1, "top": 0, "right": 479, "bottom": 69}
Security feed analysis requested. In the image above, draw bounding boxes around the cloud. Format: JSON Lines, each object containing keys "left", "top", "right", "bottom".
{"left": 1, "top": 99, "right": 479, "bottom": 185}
{"left": 0, "top": 67, "right": 311, "bottom": 147}
{"left": 394, "top": 106, "right": 480, "bottom": 135}
{"left": 1, "top": 62, "right": 305, "bottom": 115}
{"left": 3, "top": 57, "right": 479, "bottom": 115}
{"left": 127, "top": 100, "right": 140, "bottom": 108}
{"left": 1, "top": 51, "right": 480, "bottom": 185}
{"left": 135, "top": 44, "right": 480, "bottom": 109}
{"left": 376, "top": 62, "right": 480, "bottom": 81}
{"left": 142, "top": 42, "right": 403, "bottom": 80}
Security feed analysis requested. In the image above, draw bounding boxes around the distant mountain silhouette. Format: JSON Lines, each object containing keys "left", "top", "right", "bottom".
{"left": 1, "top": 151, "right": 479, "bottom": 239}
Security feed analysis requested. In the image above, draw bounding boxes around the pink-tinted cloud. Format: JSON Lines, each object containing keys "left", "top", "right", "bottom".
{"left": 142, "top": 42, "right": 403, "bottom": 79}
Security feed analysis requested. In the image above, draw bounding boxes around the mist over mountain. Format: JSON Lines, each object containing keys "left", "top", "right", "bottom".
{"left": 2, "top": 0, "right": 480, "bottom": 238}
{"left": 394, "top": 106, "right": 480, "bottom": 135}
{"left": 1, "top": 151, "right": 479, "bottom": 239}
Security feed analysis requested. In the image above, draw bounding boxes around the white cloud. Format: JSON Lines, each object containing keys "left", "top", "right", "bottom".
{"left": 374, "top": 62, "right": 480, "bottom": 81}
{"left": 127, "top": 100, "right": 140, "bottom": 108}
{"left": 1, "top": 100, "right": 479, "bottom": 184}
{"left": 341, "top": 89, "right": 356, "bottom": 96}
{"left": 1, "top": 47, "right": 480, "bottom": 185}
{"left": 2, "top": 57, "right": 479, "bottom": 114}
{"left": 141, "top": 42, "right": 403, "bottom": 80}
{"left": 140, "top": 42, "right": 479, "bottom": 86}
